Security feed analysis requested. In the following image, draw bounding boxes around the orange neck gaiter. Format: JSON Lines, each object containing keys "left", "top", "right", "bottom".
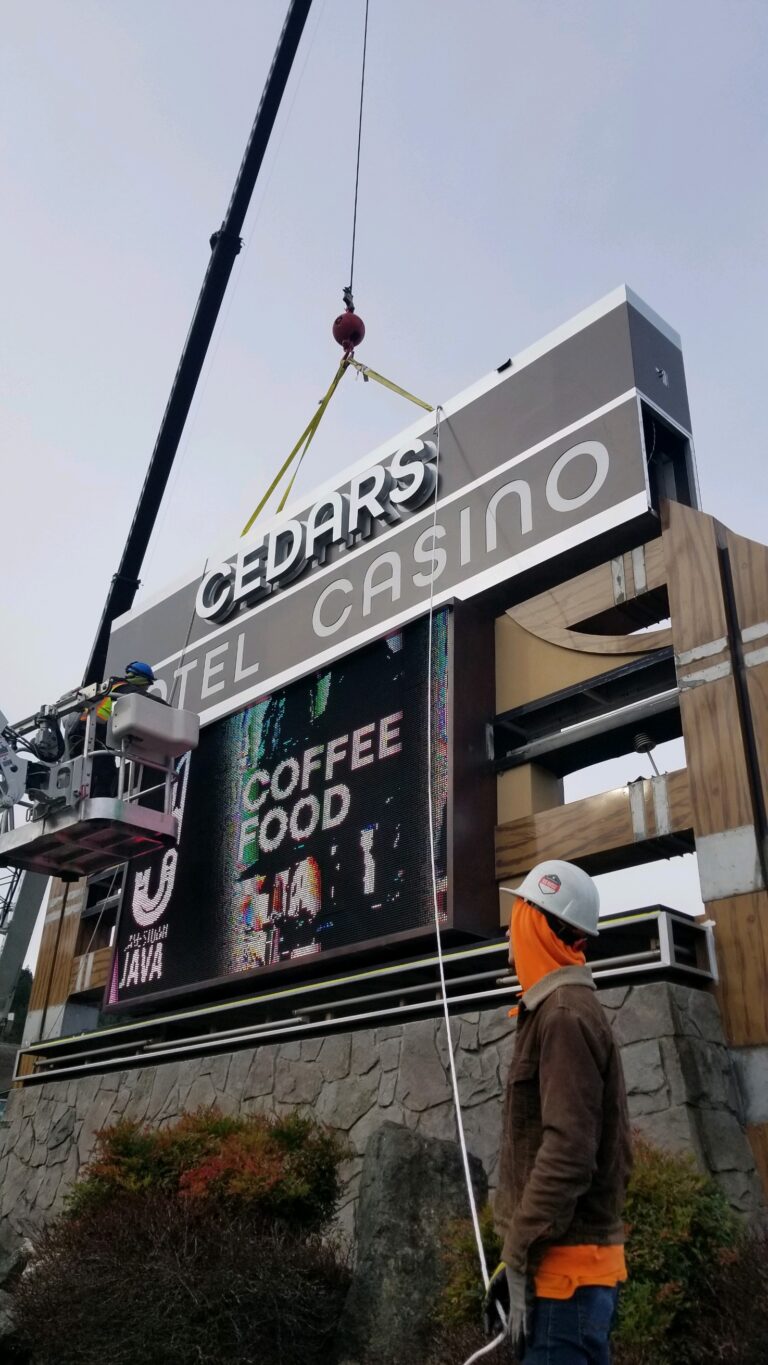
{"left": 510, "top": 898, "right": 586, "bottom": 994}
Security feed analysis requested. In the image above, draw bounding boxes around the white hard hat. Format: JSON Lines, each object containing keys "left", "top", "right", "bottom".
{"left": 509, "top": 860, "right": 600, "bottom": 937}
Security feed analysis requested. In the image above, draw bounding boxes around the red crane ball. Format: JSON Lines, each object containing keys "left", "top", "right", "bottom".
{"left": 333, "top": 309, "right": 366, "bottom": 352}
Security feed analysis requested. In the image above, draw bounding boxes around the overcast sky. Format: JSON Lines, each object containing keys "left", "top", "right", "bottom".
{"left": 3, "top": 1, "right": 767, "bottom": 957}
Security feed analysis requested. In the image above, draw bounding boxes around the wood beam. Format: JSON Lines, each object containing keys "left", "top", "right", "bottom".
{"left": 510, "top": 538, "right": 667, "bottom": 635}
{"left": 69, "top": 947, "right": 112, "bottom": 997}
{"left": 495, "top": 768, "right": 693, "bottom": 881}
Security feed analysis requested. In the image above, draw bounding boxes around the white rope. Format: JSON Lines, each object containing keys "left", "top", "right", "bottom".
{"left": 461, "top": 1328, "right": 509, "bottom": 1365}
{"left": 425, "top": 404, "right": 490, "bottom": 1293}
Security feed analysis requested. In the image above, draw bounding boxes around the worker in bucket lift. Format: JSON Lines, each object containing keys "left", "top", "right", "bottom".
{"left": 65, "top": 661, "right": 159, "bottom": 795}
{"left": 486, "top": 861, "right": 632, "bottom": 1364}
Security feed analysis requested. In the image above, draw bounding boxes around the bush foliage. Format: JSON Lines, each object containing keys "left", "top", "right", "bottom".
{"left": 13, "top": 1107, "right": 350, "bottom": 1365}
{"left": 13, "top": 1197, "right": 349, "bottom": 1365}
{"left": 616, "top": 1134, "right": 740, "bottom": 1360}
{"left": 66, "top": 1107, "right": 344, "bottom": 1232}
{"left": 429, "top": 1136, "right": 768, "bottom": 1365}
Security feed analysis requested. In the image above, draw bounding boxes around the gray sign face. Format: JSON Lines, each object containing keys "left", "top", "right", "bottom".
{"left": 107, "top": 288, "right": 690, "bottom": 724}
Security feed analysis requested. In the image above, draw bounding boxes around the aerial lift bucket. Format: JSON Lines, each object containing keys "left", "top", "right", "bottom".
{"left": 0, "top": 690, "right": 199, "bottom": 880}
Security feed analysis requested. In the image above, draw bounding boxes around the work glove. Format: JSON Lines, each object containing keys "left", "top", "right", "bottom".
{"left": 482, "top": 1262, "right": 530, "bottom": 1354}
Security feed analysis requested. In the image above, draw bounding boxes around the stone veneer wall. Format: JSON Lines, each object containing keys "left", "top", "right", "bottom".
{"left": 0, "top": 981, "right": 763, "bottom": 1253}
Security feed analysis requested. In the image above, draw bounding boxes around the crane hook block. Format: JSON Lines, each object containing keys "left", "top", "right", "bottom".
{"left": 332, "top": 308, "right": 365, "bottom": 353}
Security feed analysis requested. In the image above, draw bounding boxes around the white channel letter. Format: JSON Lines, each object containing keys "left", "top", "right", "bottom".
{"left": 233, "top": 542, "right": 269, "bottom": 610}
{"left": 265, "top": 519, "right": 307, "bottom": 586}
{"left": 313, "top": 578, "right": 353, "bottom": 637}
{"left": 363, "top": 551, "right": 401, "bottom": 616}
{"left": 305, "top": 491, "right": 349, "bottom": 565}
{"left": 347, "top": 464, "right": 394, "bottom": 537}
{"left": 196, "top": 562, "right": 235, "bottom": 621}
{"left": 545, "top": 441, "right": 609, "bottom": 513}
{"left": 234, "top": 631, "right": 260, "bottom": 683}
{"left": 413, "top": 524, "right": 447, "bottom": 587}
{"left": 485, "top": 480, "right": 533, "bottom": 552}
{"left": 389, "top": 439, "right": 437, "bottom": 510}
{"left": 201, "top": 642, "right": 229, "bottom": 699}
{"left": 172, "top": 658, "right": 198, "bottom": 709}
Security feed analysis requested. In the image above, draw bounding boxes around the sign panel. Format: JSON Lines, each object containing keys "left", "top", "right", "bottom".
{"left": 107, "top": 612, "right": 451, "bottom": 1010}
{"left": 106, "top": 289, "right": 691, "bottom": 726}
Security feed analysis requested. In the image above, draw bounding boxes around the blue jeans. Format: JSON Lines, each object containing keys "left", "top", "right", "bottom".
{"left": 522, "top": 1285, "right": 619, "bottom": 1364}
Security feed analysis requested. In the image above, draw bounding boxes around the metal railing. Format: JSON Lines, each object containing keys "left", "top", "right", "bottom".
{"left": 14, "top": 907, "right": 716, "bottom": 1087}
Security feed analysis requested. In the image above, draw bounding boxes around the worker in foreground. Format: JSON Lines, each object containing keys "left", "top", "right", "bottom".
{"left": 488, "top": 861, "right": 632, "bottom": 1364}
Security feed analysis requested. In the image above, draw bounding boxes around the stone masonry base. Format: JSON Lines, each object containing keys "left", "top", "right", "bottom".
{"left": 0, "top": 982, "right": 763, "bottom": 1254}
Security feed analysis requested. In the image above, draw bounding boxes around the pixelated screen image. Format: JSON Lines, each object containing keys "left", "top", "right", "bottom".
{"left": 107, "top": 611, "right": 450, "bottom": 1009}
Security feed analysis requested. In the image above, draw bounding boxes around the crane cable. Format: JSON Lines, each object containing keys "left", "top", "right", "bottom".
{"left": 240, "top": 0, "right": 430, "bottom": 537}
{"left": 347, "top": 0, "right": 369, "bottom": 304}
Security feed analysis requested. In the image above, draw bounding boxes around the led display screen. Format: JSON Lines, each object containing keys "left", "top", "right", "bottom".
{"left": 107, "top": 611, "right": 449, "bottom": 1009}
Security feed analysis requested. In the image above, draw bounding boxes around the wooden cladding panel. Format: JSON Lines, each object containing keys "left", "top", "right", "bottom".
{"left": 27, "top": 878, "right": 86, "bottom": 1015}
{"left": 69, "top": 947, "right": 112, "bottom": 997}
{"left": 725, "top": 526, "right": 768, "bottom": 631}
{"left": 506, "top": 614, "right": 672, "bottom": 658}
{"left": 662, "top": 500, "right": 729, "bottom": 654}
{"left": 511, "top": 538, "right": 667, "bottom": 635}
{"left": 678, "top": 679, "right": 755, "bottom": 837}
{"left": 706, "top": 892, "right": 768, "bottom": 1046}
{"left": 495, "top": 768, "right": 692, "bottom": 881}
{"left": 725, "top": 526, "right": 768, "bottom": 820}
{"left": 497, "top": 765, "right": 564, "bottom": 824}
{"left": 745, "top": 664, "right": 768, "bottom": 821}
{"left": 495, "top": 616, "right": 644, "bottom": 714}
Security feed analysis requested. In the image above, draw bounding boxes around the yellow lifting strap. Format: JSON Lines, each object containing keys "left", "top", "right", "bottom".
{"left": 345, "top": 357, "right": 433, "bottom": 412}
{"left": 240, "top": 357, "right": 433, "bottom": 537}
{"left": 240, "top": 360, "right": 347, "bottom": 537}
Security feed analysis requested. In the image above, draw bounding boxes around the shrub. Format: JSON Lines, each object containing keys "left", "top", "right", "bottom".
{"left": 615, "top": 1135, "right": 740, "bottom": 1361}
{"left": 11, "top": 1107, "right": 350, "bottom": 1365}
{"left": 12, "top": 1196, "right": 350, "bottom": 1365}
{"left": 438, "top": 1204, "right": 502, "bottom": 1328}
{"left": 428, "top": 1136, "right": 767, "bottom": 1365}
{"left": 66, "top": 1107, "right": 344, "bottom": 1232}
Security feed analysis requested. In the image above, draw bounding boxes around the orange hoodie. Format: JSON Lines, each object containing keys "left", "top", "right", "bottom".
{"left": 509, "top": 898, "right": 627, "bottom": 1300}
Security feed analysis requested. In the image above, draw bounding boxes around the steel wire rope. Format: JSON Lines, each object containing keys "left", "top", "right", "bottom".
{"left": 347, "top": 0, "right": 370, "bottom": 298}
{"left": 424, "top": 409, "right": 510, "bottom": 1365}
{"left": 143, "top": 0, "right": 327, "bottom": 583}
{"left": 425, "top": 410, "right": 509, "bottom": 1361}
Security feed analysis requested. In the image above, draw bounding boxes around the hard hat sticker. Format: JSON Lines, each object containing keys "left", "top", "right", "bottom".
{"left": 538, "top": 873, "right": 562, "bottom": 894}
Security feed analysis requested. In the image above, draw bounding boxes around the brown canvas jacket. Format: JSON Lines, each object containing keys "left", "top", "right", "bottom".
{"left": 495, "top": 964, "right": 632, "bottom": 1274}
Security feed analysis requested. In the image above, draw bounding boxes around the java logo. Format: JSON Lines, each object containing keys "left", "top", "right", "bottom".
{"left": 130, "top": 751, "right": 191, "bottom": 929}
